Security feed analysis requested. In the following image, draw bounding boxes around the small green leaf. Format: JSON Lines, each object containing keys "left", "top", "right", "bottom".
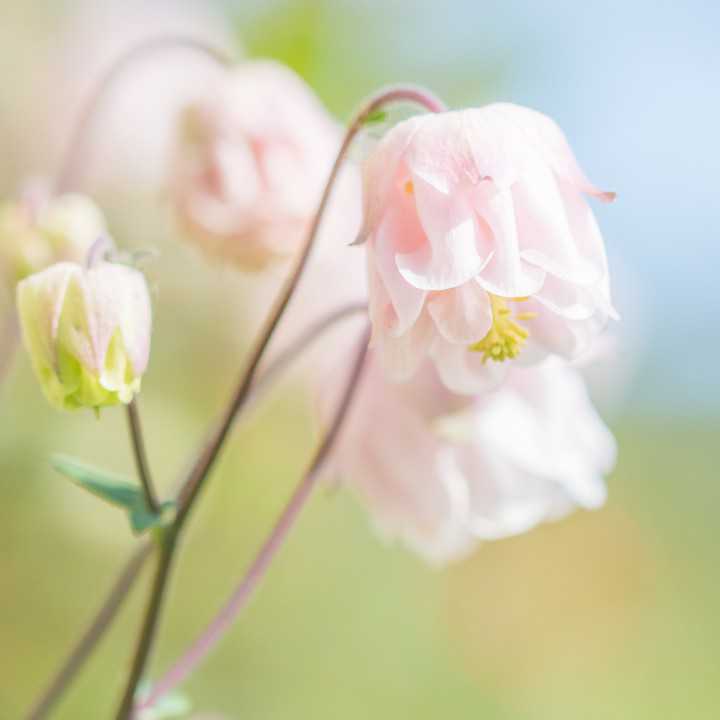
{"left": 52, "top": 455, "right": 142, "bottom": 507}
{"left": 130, "top": 501, "right": 177, "bottom": 534}
{"left": 52, "top": 455, "right": 174, "bottom": 536}
{"left": 363, "top": 109, "right": 388, "bottom": 126}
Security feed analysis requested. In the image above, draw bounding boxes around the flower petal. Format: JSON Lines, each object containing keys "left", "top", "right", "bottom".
{"left": 372, "top": 204, "right": 427, "bottom": 335}
{"left": 533, "top": 273, "right": 599, "bottom": 320}
{"left": 526, "top": 299, "right": 609, "bottom": 360}
{"left": 360, "top": 117, "right": 423, "bottom": 241}
{"left": 374, "top": 310, "right": 434, "bottom": 382}
{"left": 332, "top": 355, "right": 476, "bottom": 564}
{"left": 491, "top": 103, "right": 615, "bottom": 201}
{"left": 85, "top": 263, "right": 152, "bottom": 376}
{"left": 396, "top": 175, "right": 489, "bottom": 291}
{"left": 16, "top": 262, "right": 79, "bottom": 372}
{"left": 481, "top": 359, "right": 615, "bottom": 507}
{"left": 452, "top": 447, "right": 574, "bottom": 540}
{"left": 427, "top": 282, "right": 492, "bottom": 345}
{"left": 430, "top": 337, "right": 508, "bottom": 395}
{"left": 558, "top": 179, "right": 616, "bottom": 304}
{"left": 473, "top": 185, "right": 546, "bottom": 298}
{"left": 514, "top": 163, "right": 601, "bottom": 284}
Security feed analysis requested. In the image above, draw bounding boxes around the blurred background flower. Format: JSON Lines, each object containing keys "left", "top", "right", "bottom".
{"left": 170, "top": 60, "right": 340, "bottom": 270}
{"left": 31, "top": 0, "right": 236, "bottom": 191}
{"left": 326, "top": 355, "right": 615, "bottom": 564}
{"left": 0, "top": 1, "right": 718, "bottom": 719}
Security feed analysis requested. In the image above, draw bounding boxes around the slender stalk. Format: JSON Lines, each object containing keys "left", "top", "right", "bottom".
{"left": 25, "top": 542, "right": 152, "bottom": 720}
{"left": 114, "top": 535, "right": 177, "bottom": 720}
{"left": 126, "top": 400, "right": 160, "bottom": 514}
{"left": 249, "top": 302, "right": 367, "bottom": 403}
{"left": 115, "top": 85, "right": 444, "bottom": 717}
{"left": 139, "top": 326, "right": 370, "bottom": 712}
{"left": 55, "top": 36, "right": 233, "bottom": 193}
{"left": 23, "top": 302, "right": 367, "bottom": 720}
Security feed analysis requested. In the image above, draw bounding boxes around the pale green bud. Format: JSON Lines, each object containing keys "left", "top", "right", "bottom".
{"left": 0, "top": 193, "right": 108, "bottom": 288}
{"left": 0, "top": 202, "right": 52, "bottom": 286}
{"left": 16, "top": 261, "right": 152, "bottom": 411}
{"left": 36, "top": 194, "right": 110, "bottom": 264}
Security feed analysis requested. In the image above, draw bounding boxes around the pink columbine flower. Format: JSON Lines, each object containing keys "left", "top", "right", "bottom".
{"left": 361, "top": 103, "right": 617, "bottom": 393}
{"left": 170, "top": 60, "right": 339, "bottom": 270}
{"left": 327, "top": 356, "right": 616, "bottom": 564}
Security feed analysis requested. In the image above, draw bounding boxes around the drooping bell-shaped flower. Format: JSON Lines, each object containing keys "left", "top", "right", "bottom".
{"left": 170, "top": 60, "right": 339, "bottom": 270}
{"left": 327, "top": 355, "right": 616, "bottom": 564}
{"left": 360, "top": 103, "right": 617, "bottom": 393}
{"left": 16, "top": 260, "right": 152, "bottom": 411}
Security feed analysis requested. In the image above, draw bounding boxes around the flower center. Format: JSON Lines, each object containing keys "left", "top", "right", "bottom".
{"left": 469, "top": 294, "right": 536, "bottom": 363}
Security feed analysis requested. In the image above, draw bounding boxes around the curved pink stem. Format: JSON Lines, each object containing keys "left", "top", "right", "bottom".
{"left": 137, "top": 326, "right": 371, "bottom": 713}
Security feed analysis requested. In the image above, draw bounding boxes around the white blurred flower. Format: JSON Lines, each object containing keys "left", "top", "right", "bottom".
{"left": 327, "top": 355, "right": 616, "bottom": 564}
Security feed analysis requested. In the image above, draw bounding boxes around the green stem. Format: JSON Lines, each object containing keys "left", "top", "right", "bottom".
{"left": 126, "top": 400, "right": 160, "bottom": 514}
{"left": 114, "top": 533, "right": 177, "bottom": 719}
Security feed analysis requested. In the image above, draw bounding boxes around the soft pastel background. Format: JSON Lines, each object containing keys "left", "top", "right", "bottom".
{"left": 1, "top": 0, "right": 718, "bottom": 718}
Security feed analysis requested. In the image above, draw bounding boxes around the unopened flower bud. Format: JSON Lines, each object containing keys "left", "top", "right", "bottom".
{"left": 37, "top": 194, "right": 110, "bottom": 265}
{"left": 0, "top": 202, "right": 52, "bottom": 286}
{"left": 0, "top": 192, "right": 108, "bottom": 288}
{"left": 16, "top": 260, "right": 152, "bottom": 411}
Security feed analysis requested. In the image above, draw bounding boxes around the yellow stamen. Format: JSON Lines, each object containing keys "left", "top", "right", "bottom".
{"left": 469, "top": 294, "right": 537, "bottom": 363}
{"left": 404, "top": 179, "right": 414, "bottom": 195}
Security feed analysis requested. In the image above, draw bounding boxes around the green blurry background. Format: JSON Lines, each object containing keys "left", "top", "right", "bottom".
{"left": 1, "top": 1, "right": 719, "bottom": 718}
